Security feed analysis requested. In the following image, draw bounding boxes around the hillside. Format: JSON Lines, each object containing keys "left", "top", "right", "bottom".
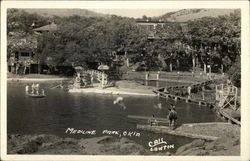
{"left": 160, "top": 9, "right": 236, "bottom": 22}
{"left": 22, "top": 9, "right": 106, "bottom": 18}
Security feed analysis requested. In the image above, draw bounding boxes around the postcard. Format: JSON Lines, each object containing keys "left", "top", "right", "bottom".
{"left": 1, "top": 1, "right": 249, "bottom": 161}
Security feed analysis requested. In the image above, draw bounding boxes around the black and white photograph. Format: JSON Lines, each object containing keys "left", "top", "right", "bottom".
{"left": 1, "top": 1, "right": 250, "bottom": 160}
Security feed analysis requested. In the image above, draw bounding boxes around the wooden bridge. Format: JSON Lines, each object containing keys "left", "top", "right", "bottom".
{"left": 80, "top": 70, "right": 108, "bottom": 82}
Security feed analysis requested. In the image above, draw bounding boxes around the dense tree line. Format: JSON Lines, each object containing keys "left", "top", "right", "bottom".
{"left": 37, "top": 15, "right": 146, "bottom": 69}
{"left": 7, "top": 9, "right": 241, "bottom": 86}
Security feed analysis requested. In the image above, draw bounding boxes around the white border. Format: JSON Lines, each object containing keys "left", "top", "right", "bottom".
{"left": 1, "top": 1, "right": 250, "bottom": 161}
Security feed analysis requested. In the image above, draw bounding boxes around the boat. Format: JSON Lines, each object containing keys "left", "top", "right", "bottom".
{"left": 28, "top": 94, "right": 46, "bottom": 98}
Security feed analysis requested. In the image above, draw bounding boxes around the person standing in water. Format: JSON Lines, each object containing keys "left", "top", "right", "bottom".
{"left": 25, "top": 84, "right": 29, "bottom": 93}
{"left": 41, "top": 89, "right": 45, "bottom": 96}
{"left": 168, "top": 104, "right": 177, "bottom": 128}
{"left": 35, "top": 83, "right": 40, "bottom": 95}
{"left": 31, "top": 83, "right": 35, "bottom": 94}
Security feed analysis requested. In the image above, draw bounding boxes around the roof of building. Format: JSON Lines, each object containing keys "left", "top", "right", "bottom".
{"left": 34, "top": 22, "right": 58, "bottom": 32}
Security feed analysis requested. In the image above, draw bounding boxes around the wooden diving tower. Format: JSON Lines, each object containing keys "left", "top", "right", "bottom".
{"left": 215, "top": 84, "right": 240, "bottom": 126}
{"left": 216, "top": 84, "right": 238, "bottom": 110}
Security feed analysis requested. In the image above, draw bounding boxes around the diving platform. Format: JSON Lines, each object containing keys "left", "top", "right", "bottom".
{"left": 153, "top": 90, "right": 215, "bottom": 107}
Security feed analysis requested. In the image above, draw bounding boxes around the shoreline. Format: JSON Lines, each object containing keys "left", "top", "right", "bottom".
{"left": 7, "top": 77, "right": 71, "bottom": 82}
{"left": 68, "top": 87, "right": 156, "bottom": 96}
{"left": 68, "top": 80, "right": 157, "bottom": 96}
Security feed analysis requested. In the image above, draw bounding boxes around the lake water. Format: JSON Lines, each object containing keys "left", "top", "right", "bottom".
{"left": 7, "top": 81, "right": 222, "bottom": 154}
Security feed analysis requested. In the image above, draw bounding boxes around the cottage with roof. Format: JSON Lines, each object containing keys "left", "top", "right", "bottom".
{"left": 7, "top": 22, "right": 58, "bottom": 74}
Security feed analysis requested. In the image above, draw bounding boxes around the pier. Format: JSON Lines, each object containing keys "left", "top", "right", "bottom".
{"left": 137, "top": 124, "right": 218, "bottom": 141}
{"left": 153, "top": 79, "right": 217, "bottom": 107}
{"left": 137, "top": 122, "right": 238, "bottom": 141}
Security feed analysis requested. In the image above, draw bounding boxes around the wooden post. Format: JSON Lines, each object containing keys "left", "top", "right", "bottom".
{"left": 170, "top": 63, "right": 172, "bottom": 72}
{"left": 156, "top": 81, "right": 159, "bottom": 88}
{"left": 126, "top": 58, "right": 129, "bottom": 67}
{"left": 101, "top": 72, "right": 105, "bottom": 89}
{"left": 175, "top": 97, "right": 178, "bottom": 101}
{"left": 204, "top": 64, "right": 207, "bottom": 73}
{"left": 156, "top": 71, "right": 160, "bottom": 80}
{"left": 235, "top": 87, "right": 237, "bottom": 110}
{"left": 145, "top": 72, "right": 149, "bottom": 80}
{"left": 192, "top": 57, "right": 195, "bottom": 68}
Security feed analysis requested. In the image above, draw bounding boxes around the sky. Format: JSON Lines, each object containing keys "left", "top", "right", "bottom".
{"left": 91, "top": 9, "right": 179, "bottom": 18}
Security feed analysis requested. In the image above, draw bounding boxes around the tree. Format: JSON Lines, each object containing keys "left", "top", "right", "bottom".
{"left": 185, "top": 11, "right": 240, "bottom": 73}
{"left": 227, "top": 56, "right": 240, "bottom": 87}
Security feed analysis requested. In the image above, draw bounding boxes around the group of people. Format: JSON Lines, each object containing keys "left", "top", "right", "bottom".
{"left": 25, "top": 83, "right": 45, "bottom": 95}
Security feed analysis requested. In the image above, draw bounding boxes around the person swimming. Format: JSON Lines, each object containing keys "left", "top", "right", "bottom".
{"left": 113, "top": 96, "right": 123, "bottom": 104}
{"left": 113, "top": 97, "right": 126, "bottom": 110}
{"left": 154, "top": 103, "right": 162, "bottom": 110}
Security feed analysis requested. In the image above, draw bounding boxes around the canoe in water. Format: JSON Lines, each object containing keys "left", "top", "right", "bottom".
{"left": 28, "top": 94, "right": 46, "bottom": 98}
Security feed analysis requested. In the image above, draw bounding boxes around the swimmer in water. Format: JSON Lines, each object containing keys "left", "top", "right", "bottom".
{"left": 113, "top": 97, "right": 126, "bottom": 110}
{"left": 154, "top": 103, "right": 162, "bottom": 110}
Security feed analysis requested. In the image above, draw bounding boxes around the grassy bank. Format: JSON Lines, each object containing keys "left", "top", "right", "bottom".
{"left": 122, "top": 71, "right": 225, "bottom": 84}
